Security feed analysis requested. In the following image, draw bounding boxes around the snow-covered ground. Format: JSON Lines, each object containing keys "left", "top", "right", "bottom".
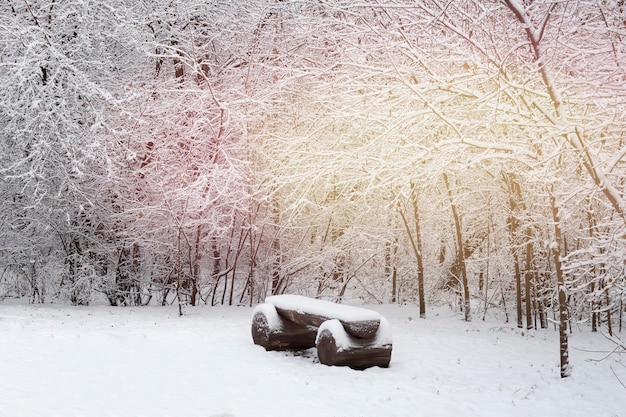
{"left": 0, "top": 301, "right": 624, "bottom": 417}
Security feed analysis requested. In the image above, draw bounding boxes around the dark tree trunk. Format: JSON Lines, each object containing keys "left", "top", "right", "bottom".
{"left": 524, "top": 241, "right": 534, "bottom": 330}
{"left": 503, "top": 172, "right": 525, "bottom": 329}
{"left": 189, "top": 225, "right": 203, "bottom": 307}
{"left": 411, "top": 183, "right": 426, "bottom": 319}
{"left": 384, "top": 237, "right": 398, "bottom": 304}
{"left": 550, "top": 191, "right": 570, "bottom": 378}
{"left": 443, "top": 173, "right": 470, "bottom": 321}
{"left": 398, "top": 192, "right": 425, "bottom": 317}
{"left": 514, "top": 258, "right": 523, "bottom": 329}
{"left": 590, "top": 281, "right": 598, "bottom": 333}
{"left": 605, "top": 287, "right": 613, "bottom": 337}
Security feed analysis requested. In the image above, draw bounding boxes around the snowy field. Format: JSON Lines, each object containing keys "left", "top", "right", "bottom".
{"left": 1, "top": 301, "right": 624, "bottom": 417}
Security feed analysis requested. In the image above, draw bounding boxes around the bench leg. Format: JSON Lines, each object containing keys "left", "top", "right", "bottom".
{"left": 316, "top": 319, "right": 392, "bottom": 370}
{"left": 251, "top": 303, "right": 317, "bottom": 350}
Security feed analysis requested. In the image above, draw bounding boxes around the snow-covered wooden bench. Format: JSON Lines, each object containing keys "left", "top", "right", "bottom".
{"left": 251, "top": 295, "right": 392, "bottom": 370}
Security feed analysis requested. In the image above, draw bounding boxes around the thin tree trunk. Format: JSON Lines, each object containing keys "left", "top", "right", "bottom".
{"left": 482, "top": 215, "right": 491, "bottom": 321}
{"left": 271, "top": 232, "right": 283, "bottom": 296}
{"left": 605, "top": 288, "right": 613, "bottom": 337}
{"left": 549, "top": 190, "right": 570, "bottom": 378}
{"left": 176, "top": 233, "right": 183, "bottom": 316}
{"left": 514, "top": 258, "right": 523, "bottom": 329}
{"left": 590, "top": 281, "right": 598, "bottom": 333}
{"left": 586, "top": 205, "right": 599, "bottom": 332}
{"left": 210, "top": 238, "right": 221, "bottom": 306}
{"left": 499, "top": 277, "right": 509, "bottom": 324}
{"left": 175, "top": 199, "right": 189, "bottom": 316}
{"left": 398, "top": 197, "right": 425, "bottom": 317}
{"left": 443, "top": 173, "right": 470, "bottom": 321}
{"left": 391, "top": 266, "right": 397, "bottom": 304}
{"left": 619, "top": 298, "right": 624, "bottom": 333}
{"left": 411, "top": 183, "right": 426, "bottom": 318}
{"left": 229, "top": 228, "right": 250, "bottom": 306}
{"left": 503, "top": 172, "right": 527, "bottom": 329}
{"left": 190, "top": 225, "right": 202, "bottom": 306}
{"left": 270, "top": 201, "right": 285, "bottom": 296}
{"left": 385, "top": 237, "right": 398, "bottom": 303}
{"left": 524, "top": 240, "right": 534, "bottom": 330}
{"left": 241, "top": 224, "right": 264, "bottom": 306}
{"left": 220, "top": 227, "right": 236, "bottom": 305}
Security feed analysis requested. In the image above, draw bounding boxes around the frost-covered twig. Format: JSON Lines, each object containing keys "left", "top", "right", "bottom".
{"left": 601, "top": 328, "right": 626, "bottom": 353}
{"left": 610, "top": 363, "right": 626, "bottom": 391}
{"left": 583, "top": 327, "right": 626, "bottom": 362}
{"left": 583, "top": 344, "right": 623, "bottom": 363}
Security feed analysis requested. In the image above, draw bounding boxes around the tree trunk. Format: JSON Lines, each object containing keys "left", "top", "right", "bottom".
{"left": 590, "top": 281, "right": 598, "bottom": 333}
{"left": 503, "top": 172, "right": 525, "bottom": 329}
{"left": 384, "top": 237, "right": 398, "bottom": 304}
{"left": 586, "top": 205, "right": 598, "bottom": 332}
{"left": 391, "top": 265, "right": 397, "bottom": 304}
{"left": 619, "top": 298, "right": 624, "bottom": 333}
{"left": 513, "top": 257, "right": 522, "bottom": 329}
{"left": 550, "top": 191, "right": 570, "bottom": 378}
{"left": 605, "top": 287, "right": 613, "bottom": 337}
{"left": 228, "top": 228, "right": 249, "bottom": 306}
{"left": 398, "top": 185, "right": 426, "bottom": 318}
{"left": 443, "top": 173, "right": 470, "bottom": 321}
{"left": 524, "top": 241, "right": 534, "bottom": 330}
{"left": 176, "top": 240, "right": 183, "bottom": 317}
{"left": 190, "top": 225, "right": 202, "bottom": 307}
{"left": 411, "top": 183, "right": 426, "bottom": 319}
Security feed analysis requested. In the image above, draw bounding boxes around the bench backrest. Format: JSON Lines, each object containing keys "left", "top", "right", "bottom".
{"left": 265, "top": 295, "right": 381, "bottom": 339}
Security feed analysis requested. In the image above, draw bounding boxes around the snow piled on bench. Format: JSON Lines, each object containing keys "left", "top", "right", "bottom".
{"left": 252, "top": 303, "right": 282, "bottom": 331}
{"left": 374, "top": 317, "right": 392, "bottom": 346}
{"left": 317, "top": 319, "right": 351, "bottom": 350}
{"left": 266, "top": 295, "right": 381, "bottom": 323}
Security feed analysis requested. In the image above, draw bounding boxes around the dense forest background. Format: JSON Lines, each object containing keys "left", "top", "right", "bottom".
{"left": 1, "top": 0, "right": 625, "bottom": 336}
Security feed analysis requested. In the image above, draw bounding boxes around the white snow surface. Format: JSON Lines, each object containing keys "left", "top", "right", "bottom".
{"left": 1, "top": 301, "right": 625, "bottom": 417}
{"left": 265, "top": 294, "right": 381, "bottom": 322}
